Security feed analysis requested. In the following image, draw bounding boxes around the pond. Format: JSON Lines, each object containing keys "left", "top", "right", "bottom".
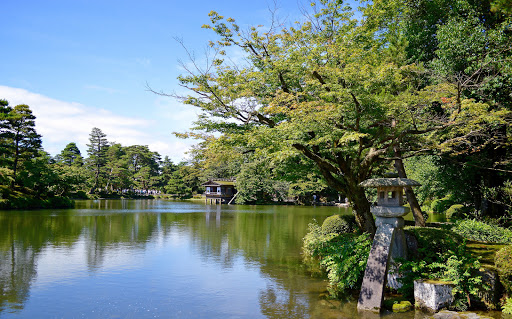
{"left": 0, "top": 200, "right": 486, "bottom": 318}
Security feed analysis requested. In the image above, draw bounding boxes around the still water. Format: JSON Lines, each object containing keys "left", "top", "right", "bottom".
{"left": 0, "top": 200, "right": 479, "bottom": 319}
{"left": 1, "top": 200, "right": 358, "bottom": 319}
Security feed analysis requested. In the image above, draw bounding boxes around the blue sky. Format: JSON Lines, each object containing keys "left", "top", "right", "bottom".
{"left": 1, "top": 0, "right": 358, "bottom": 163}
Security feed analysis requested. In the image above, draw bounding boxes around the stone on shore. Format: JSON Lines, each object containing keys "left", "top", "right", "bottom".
{"left": 414, "top": 279, "right": 454, "bottom": 312}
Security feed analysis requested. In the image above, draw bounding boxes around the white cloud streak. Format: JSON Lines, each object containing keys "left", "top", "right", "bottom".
{"left": 0, "top": 86, "right": 194, "bottom": 162}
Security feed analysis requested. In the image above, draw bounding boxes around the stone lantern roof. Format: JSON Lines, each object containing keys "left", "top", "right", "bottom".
{"left": 359, "top": 175, "right": 421, "bottom": 218}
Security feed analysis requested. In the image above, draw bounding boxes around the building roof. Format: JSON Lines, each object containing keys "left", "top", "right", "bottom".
{"left": 201, "top": 180, "right": 236, "bottom": 187}
{"left": 359, "top": 178, "right": 421, "bottom": 188}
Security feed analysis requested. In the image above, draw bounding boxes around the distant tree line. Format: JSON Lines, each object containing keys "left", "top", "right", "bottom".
{"left": 0, "top": 100, "right": 203, "bottom": 208}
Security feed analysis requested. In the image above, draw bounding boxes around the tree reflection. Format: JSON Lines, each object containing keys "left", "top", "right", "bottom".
{"left": 0, "top": 201, "right": 344, "bottom": 316}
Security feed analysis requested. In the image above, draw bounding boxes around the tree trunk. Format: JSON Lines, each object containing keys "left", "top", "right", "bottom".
{"left": 292, "top": 143, "right": 376, "bottom": 236}
{"left": 393, "top": 146, "right": 426, "bottom": 227}
{"left": 349, "top": 186, "right": 376, "bottom": 237}
{"left": 11, "top": 137, "right": 20, "bottom": 189}
{"left": 392, "top": 119, "right": 425, "bottom": 226}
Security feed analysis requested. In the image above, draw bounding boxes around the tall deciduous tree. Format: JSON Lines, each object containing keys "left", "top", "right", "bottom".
{"left": 366, "top": 0, "right": 512, "bottom": 218}
{"left": 87, "top": 127, "right": 108, "bottom": 193}
{"left": 154, "top": 1, "right": 509, "bottom": 234}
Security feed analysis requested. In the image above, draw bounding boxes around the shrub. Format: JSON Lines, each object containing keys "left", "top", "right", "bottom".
{"left": 503, "top": 297, "right": 512, "bottom": 315}
{"left": 398, "top": 236, "right": 483, "bottom": 310}
{"left": 321, "top": 214, "right": 353, "bottom": 234}
{"left": 495, "top": 245, "right": 512, "bottom": 295}
{"left": 445, "top": 204, "right": 466, "bottom": 220}
{"left": 430, "top": 194, "right": 455, "bottom": 213}
{"left": 405, "top": 226, "right": 463, "bottom": 257}
{"left": 399, "top": 227, "right": 464, "bottom": 297}
{"left": 303, "top": 222, "right": 371, "bottom": 297}
{"left": 452, "top": 219, "right": 512, "bottom": 244}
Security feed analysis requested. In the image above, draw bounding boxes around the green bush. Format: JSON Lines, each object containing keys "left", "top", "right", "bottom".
{"left": 430, "top": 194, "right": 455, "bottom": 213}
{"left": 405, "top": 226, "right": 463, "bottom": 257}
{"left": 495, "top": 245, "right": 512, "bottom": 295}
{"left": 321, "top": 214, "right": 353, "bottom": 234}
{"left": 452, "top": 219, "right": 512, "bottom": 244}
{"left": 399, "top": 227, "right": 465, "bottom": 297}
{"left": 503, "top": 297, "right": 512, "bottom": 315}
{"left": 303, "top": 222, "right": 371, "bottom": 297}
{"left": 398, "top": 231, "right": 483, "bottom": 310}
{"left": 445, "top": 204, "right": 466, "bottom": 220}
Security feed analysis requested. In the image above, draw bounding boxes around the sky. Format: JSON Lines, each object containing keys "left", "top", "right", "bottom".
{"left": 0, "top": 0, "right": 314, "bottom": 162}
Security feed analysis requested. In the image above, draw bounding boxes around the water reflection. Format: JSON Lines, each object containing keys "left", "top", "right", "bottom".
{"left": 0, "top": 200, "right": 347, "bottom": 318}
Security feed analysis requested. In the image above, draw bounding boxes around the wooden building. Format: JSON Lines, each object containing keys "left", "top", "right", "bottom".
{"left": 202, "top": 180, "right": 237, "bottom": 204}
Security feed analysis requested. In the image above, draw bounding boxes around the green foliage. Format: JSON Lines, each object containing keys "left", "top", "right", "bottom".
{"left": 495, "top": 245, "right": 512, "bottom": 294}
{"left": 0, "top": 102, "right": 42, "bottom": 187}
{"left": 430, "top": 246, "right": 484, "bottom": 311}
{"left": 398, "top": 227, "right": 463, "bottom": 296}
{"left": 491, "top": 0, "right": 512, "bottom": 14}
{"left": 452, "top": 219, "right": 512, "bottom": 244}
{"left": 56, "top": 142, "right": 83, "bottom": 166}
{"left": 235, "top": 160, "right": 278, "bottom": 204}
{"left": 503, "top": 297, "right": 512, "bottom": 315}
{"left": 399, "top": 228, "right": 484, "bottom": 310}
{"left": 86, "top": 127, "right": 109, "bottom": 193}
{"left": 445, "top": 204, "right": 466, "bottom": 220}
{"left": 483, "top": 180, "right": 512, "bottom": 221}
{"left": 321, "top": 214, "right": 354, "bottom": 234}
{"left": 431, "top": 194, "right": 456, "bottom": 214}
{"left": 404, "top": 155, "right": 445, "bottom": 205}
{"left": 125, "top": 145, "right": 161, "bottom": 190}
{"left": 0, "top": 189, "right": 74, "bottom": 209}
{"left": 165, "top": 163, "right": 203, "bottom": 198}
{"left": 405, "top": 226, "right": 463, "bottom": 255}
{"left": 303, "top": 222, "right": 371, "bottom": 297}
{"left": 0, "top": 100, "right": 170, "bottom": 208}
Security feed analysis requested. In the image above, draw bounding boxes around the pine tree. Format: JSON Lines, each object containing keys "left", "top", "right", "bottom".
{"left": 0, "top": 103, "right": 42, "bottom": 188}
{"left": 86, "top": 127, "right": 108, "bottom": 193}
{"left": 57, "top": 142, "right": 83, "bottom": 166}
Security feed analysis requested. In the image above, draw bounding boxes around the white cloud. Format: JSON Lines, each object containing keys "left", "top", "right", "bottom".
{"left": 0, "top": 85, "right": 194, "bottom": 162}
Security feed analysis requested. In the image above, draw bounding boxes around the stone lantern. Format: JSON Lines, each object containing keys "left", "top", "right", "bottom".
{"left": 362, "top": 174, "right": 420, "bottom": 218}
{"left": 357, "top": 173, "right": 421, "bottom": 313}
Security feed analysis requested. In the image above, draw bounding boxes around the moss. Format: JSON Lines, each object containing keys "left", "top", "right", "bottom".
{"left": 392, "top": 301, "right": 413, "bottom": 313}
{"left": 495, "top": 245, "right": 512, "bottom": 294}
{"left": 321, "top": 214, "right": 352, "bottom": 234}
{"left": 423, "top": 279, "right": 455, "bottom": 285}
{"left": 405, "top": 226, "right": 463, "bottom": 256}
{"left": 466, "top": 241, "right": 507, "bottom": 266}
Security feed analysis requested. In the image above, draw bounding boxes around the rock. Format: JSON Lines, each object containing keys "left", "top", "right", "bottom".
{"left": 405, "top": 231, "right": 419, "bottom": 257}
{"left": 470, "top": 266, "right": 501, "bottom": 310}
{"left": 392, "top": 301, "right": 412, "bottom": 312}
{"left": 414, "top": 279, "right": 454, "bottom": 312}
